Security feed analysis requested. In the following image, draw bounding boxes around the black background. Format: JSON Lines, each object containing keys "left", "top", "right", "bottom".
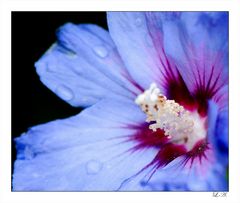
{"left": 12, "top": 12, "right": 107, "bottom": 169}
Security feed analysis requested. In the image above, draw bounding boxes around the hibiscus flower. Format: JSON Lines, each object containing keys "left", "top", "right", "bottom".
{"left": 12, "top": 11, "right": 228, "bottom": 191}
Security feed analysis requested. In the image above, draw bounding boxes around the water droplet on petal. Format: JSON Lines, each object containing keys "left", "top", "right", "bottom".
{"left": 135, "top": 17, "right": 143, "bottom": 26}
{"left": 47, "top": 64, "right": 58, "bottom": 72}
{"left": 72, "top": 65, "right": 83, "bottom": 76}
{"left": 86, "top": 160, "right": 102, "bottom": 175}
{"left": 56, "top": 85, "right": 74, "bottom": 101}
{"left": 32, "top": 173, "right": 40, "bottom": 178}
{"left": 66, "top": 51, "right": 77, "bottom": 59}
{"left": 106, "top": 164, "right": 112, "bottom": 169}
{"left": 93, "top": 45, "right": 108, "bottom": 58}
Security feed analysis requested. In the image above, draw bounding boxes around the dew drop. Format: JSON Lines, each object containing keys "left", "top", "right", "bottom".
{"left": 66, "top": 51, "right": 77, "bottom": 59}
{"left": 32, "top": 173, "right": 40, "bottom": 178}
{"left": 56, "top": 85, "right": 74, "bottom": 101}
{"left": 106, "top": 164, "right": 112, "bottom": 169}
{"left": 93, "top": 45, "right": 108, "bottom": 58}
{"left": 86, "top": 160, "right": 103, "bottom": 175}
{"left": 73, "top": 67, "right": 83, "bottom": 76}
{"left": 135, "top": 17, "right": 143, "bottom": 26}
{"left": 47, "top": 64, "right": 58, "bottom": 72}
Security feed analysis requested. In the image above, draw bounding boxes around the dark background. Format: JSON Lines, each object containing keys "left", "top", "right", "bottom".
{"left": 12, "top": 12, "right": 107, "bottom": 170}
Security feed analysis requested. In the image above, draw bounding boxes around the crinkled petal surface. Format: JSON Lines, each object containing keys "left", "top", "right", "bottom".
{"left": 13, "top": 96, "right": 160, "bottom": 191}
{"left": 35, "top": 23, "right": 141, "bottom": 107}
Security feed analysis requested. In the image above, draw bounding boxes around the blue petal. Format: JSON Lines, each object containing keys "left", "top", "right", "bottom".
{"left": 156, "top": 12, "right": 228, "bottom": 65}
{"left": 35, "top": 23, "right": 140, "bottom": 107}
{"left": 143, "top": 156, "right": 228, "bottom": 191}
{"left": 152, "top": 12, "right": 228, "bottom": 108}
{"left": 216, "top": 110, "right": 229, "bottom": 161}
{"left": 107, "top": 12, "right": 178, "bottom": 93}
{"left": 13, "top": 96, "right": 160, "bottom": 191}
{"left": 181, "top": 12, "right": 228, "bottom": 52}
{"left": 207, "top": 100, "right": 228, "bottom": 174}
{"left": 208, "top": 100, "right": 228, "bottom": 165}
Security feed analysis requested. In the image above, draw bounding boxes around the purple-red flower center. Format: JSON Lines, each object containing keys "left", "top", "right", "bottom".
{"left": 121, "top": 82, "right": 211, "bottom": 183}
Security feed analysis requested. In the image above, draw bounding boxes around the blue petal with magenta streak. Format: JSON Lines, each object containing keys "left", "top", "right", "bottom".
{"left": 107, "top": 12, "right": 173, "bottom": 93}
{"left": 153, "top": 12, "right": 228, "bottom": 107}
{"left": 107, "top": 12, "right": 228, "bottom": 110}
{"left": 35, "top": 23, "right": 140, "bottom": 108}
{"left": 13, "top": 96, "right": 160, "bottom": 191}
